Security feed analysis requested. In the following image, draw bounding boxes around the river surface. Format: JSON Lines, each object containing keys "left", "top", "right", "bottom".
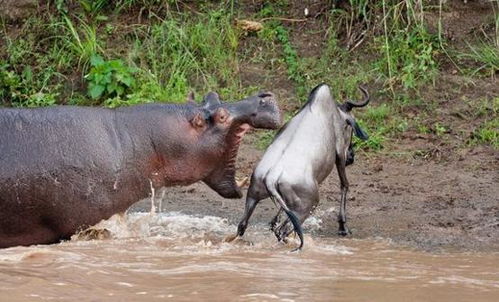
{"left": 0, "top": 212, "right": 498, "bottom": 302}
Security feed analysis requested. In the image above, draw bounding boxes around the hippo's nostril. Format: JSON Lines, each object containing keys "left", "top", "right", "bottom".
{"left": 258, "top": 92, "right": 272, "bottom": 98}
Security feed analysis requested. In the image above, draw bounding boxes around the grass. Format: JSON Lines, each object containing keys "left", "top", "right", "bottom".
{"left": 355, "top": 104, "right": 409, "bottom": 151}
{"left": 1, "top": 2, "right": 242, "bottom": 106}
{"left": 469, "top": 97, "right": 499, "bottom": 149}
{"left": 127, "top": 8, "right": 241, "bottom": 103}
{"left": 472, "top": 118, "right": 499, "bottom": 148}
{"left": 61, "top": 15, "right": 103, "bottom": 71}
{"left": 377, "top": 0, "right": 440, "bottom": 92}
{"left": 0, "top": 0, "right": 497, "bottom": 152}
{"left": 460, "top": 40, "right": 499, "bottom": 77}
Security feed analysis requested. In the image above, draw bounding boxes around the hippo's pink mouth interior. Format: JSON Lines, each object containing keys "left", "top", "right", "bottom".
{"left": 201, "top": 122, "right": 254, "bottom": 198}
{"left": 225, "top": 123, "right": 252, "bottom": 176}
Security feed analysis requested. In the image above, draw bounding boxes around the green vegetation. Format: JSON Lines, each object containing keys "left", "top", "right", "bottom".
{"left": 376, "top": 0, "right": 440, "bottom": 92}
{"left": 86, "top": 55, "right": 137, "bottom": 100}
{"left": 460, "top": 40, "right": 499, "bottom": 77}
{"left": 469, "top": 97, "right": 499, "bottom": 148}
{"left": 0, "top": 0, "right": 497, "bottom": 151}
{"left": 1, "top": 1, "right": 241, "bottom": 107}
{"left": 459, "top": 1, "right": 498, "bottom": 77}
{"left": 62, "top": 15, "right": 103, "bottom": 70}
{"left": 471, "top": 118, "right": 499, "bottom": 148}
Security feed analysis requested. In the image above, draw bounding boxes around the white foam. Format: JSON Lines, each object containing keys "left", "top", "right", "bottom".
{"left": 302, "top": 216, "right": 323, "bottom": 231}
{"left": 85, "top": 212, "right": 234, "bottom": 240}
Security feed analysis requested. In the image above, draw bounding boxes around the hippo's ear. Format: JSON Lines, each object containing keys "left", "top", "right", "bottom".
{"left": 190, "top": 113, "right": 206, "bottom": 129}
{"left": 186, "top": 91, "right": 197, "bottom": 105}
{"left": 202, "top": 92, "right": 221, "bottom": 109}
{"left": 346, "top": 118, "right": 369, "bottom": 141}
{"left": 214, "top": 107, "right": 229, "bottom": 124}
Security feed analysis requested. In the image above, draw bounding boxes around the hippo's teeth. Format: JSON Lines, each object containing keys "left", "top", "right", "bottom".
{"left": 236, "top": 176, "right": 249, "bottom": 188}
{"left": 235, "top": 124, "right": 251, "bottom": 139}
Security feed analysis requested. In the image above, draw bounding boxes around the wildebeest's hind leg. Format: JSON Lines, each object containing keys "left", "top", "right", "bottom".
{"left": 270, "top": 182, "right": 319, "bottom": 251}
{"left": 269, "top": 208, "right": 284, "bottom": 234}
{"left": 274, "top": 183, "right": 319, "bottom": 246}
{"left": 336, "top": 156, "right": 351, "bottom": 236}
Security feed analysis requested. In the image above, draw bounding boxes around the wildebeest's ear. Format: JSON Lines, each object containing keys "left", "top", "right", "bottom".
{"left": 201, "top": 92, "right": 221, "bottom": 109}
{"left": 346, "top": 118, "right": 369, "bottom": 141}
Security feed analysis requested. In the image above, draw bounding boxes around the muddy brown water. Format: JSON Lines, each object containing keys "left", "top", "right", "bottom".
{"left": 1, "top": 212, "right": 498, "bottom": 302}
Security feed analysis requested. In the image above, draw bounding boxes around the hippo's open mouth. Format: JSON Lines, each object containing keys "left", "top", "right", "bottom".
{"left": 225, "top": 123, "right": 252, "bottom": 178}
{"left": 219, "top": 123, "right": 253, "bottom": 196}
{"left": 202, "top": 122, "right": 253, "bottom": 199}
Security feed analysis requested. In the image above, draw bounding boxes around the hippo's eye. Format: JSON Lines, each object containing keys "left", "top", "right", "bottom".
{"left": 259, "top": 99, "right": 266, "bottom": 105}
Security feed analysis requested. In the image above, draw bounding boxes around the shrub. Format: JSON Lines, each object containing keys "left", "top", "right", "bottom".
{"left": 85, "top": 55, "right": 137, "bottom": 100}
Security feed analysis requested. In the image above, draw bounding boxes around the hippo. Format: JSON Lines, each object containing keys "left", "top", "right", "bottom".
{"left": 0, "top": 91, "right": 281, "bottom": 248}
{"left": 226, "top": 84, "right": 369, "bottom": 251}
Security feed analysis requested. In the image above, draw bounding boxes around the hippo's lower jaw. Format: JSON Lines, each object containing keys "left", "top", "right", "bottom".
{"left": 203, "top": 123, "right": 252, "bottom": 198}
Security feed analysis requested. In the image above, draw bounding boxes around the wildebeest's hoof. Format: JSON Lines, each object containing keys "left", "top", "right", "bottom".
{"left": 224, "top": 236, "right": 253, "bottom": 246}
{"left": 338, "top": 228, "right": 352, "bottom": 237}
{"left": 223, "top": 234, "right": 239, "bottom": 243}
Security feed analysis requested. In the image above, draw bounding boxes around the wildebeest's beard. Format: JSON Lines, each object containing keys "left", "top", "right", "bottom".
{"left": 346, "top": 143, "right": 355, "bottom": 166}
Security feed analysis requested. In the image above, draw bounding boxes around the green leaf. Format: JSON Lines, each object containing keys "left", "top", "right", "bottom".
{"left": 120, "top": 76, "right": 133, "bottom": 87}
{"left": 96, "top": 15, "right": 109, "bottom": 22}
{"left": 90, "top": 54, "right": 104, "bottom": 67}
{"left": 89, "top": 83, "right": 105, "bottom": 99}
{"left": 22, "top": 66, "right": 33, "bottom": 82}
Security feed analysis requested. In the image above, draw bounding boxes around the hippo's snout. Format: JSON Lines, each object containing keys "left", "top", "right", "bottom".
{"left": 250, "top": 92, "right": 282, "bottom": 129}
{"left": 227, "top": 91, "right": 282, "bottom": 130}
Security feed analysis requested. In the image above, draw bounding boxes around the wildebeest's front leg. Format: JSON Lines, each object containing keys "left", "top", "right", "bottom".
{"left": 336, "top": 156, "right": 351, "bottom": 236}
{"left": 224, "top": 196, "right": 259, "bottom": 243}
{"left": 224, "top": 181, "right": 267, "bottom": 242}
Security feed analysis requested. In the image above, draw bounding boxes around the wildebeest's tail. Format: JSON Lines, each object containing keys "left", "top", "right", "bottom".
{"left": 265, "top": 179, "right": 304, "bottom": 251}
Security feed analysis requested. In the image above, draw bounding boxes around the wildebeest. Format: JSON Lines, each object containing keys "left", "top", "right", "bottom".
{"left": 226, "top": 83, "right": 370, "bottom": 250}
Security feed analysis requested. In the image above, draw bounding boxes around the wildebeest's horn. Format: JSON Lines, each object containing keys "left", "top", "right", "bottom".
{"left": 344, "top": 85, "right": 370, "bottom": 112}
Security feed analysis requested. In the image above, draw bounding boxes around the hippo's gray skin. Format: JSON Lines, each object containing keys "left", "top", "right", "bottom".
{"left": 0, "top": 92, "right": 281, "bottom": 248}
{"left": 226, "top": 84, "right": 369, "bottom": 250}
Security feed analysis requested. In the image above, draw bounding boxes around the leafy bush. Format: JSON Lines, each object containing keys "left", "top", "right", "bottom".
{"left": 85, "top": 55, "right": 137, "bottom": 100}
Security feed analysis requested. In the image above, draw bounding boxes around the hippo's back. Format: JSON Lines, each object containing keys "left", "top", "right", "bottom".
{"left": 0, "top": 106, "right": 121, "bottom": 178}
